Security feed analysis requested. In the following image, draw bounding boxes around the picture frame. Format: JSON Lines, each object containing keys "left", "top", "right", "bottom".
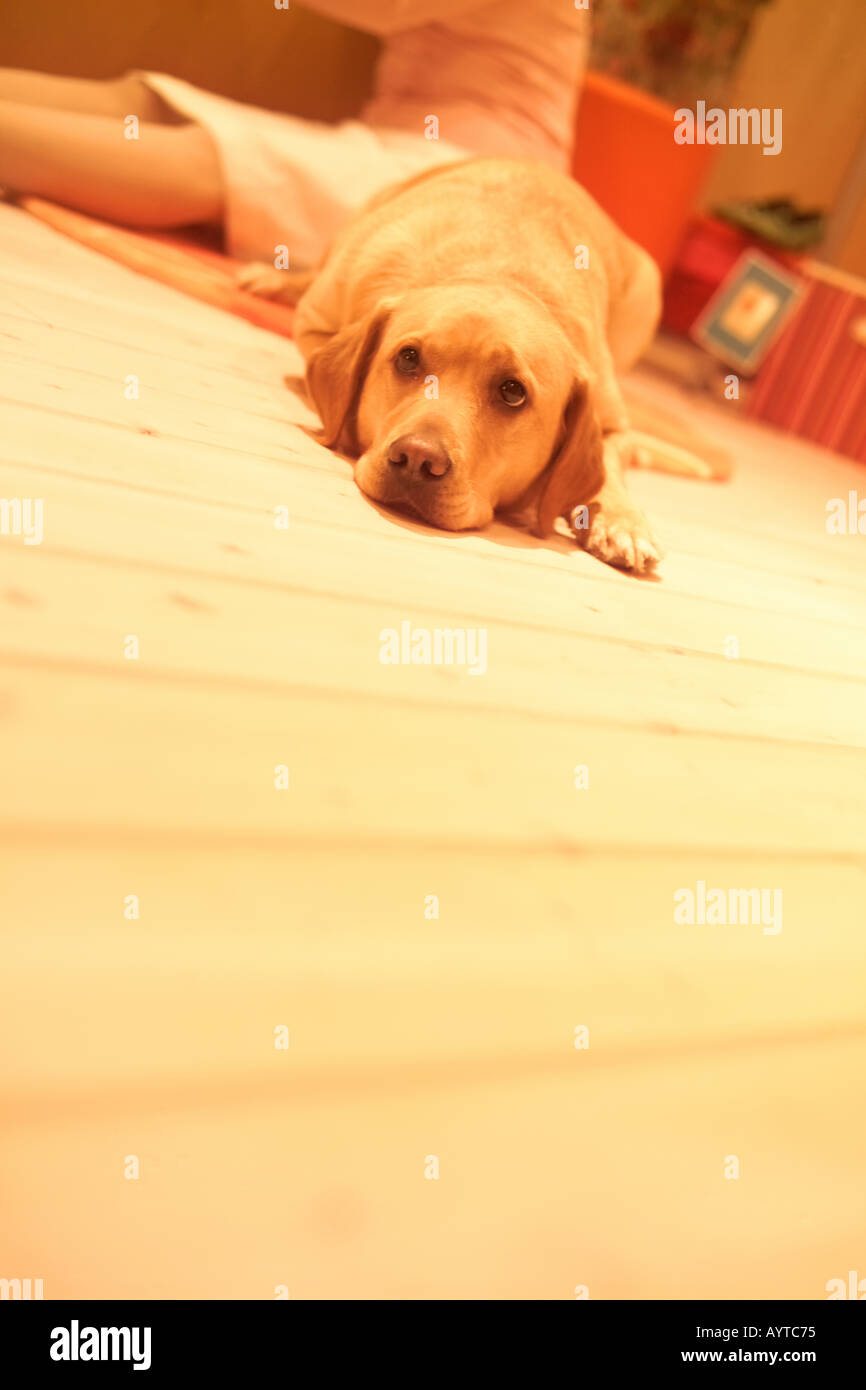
{"left": 691, "top": 248, "right": 805, "bottom": 374}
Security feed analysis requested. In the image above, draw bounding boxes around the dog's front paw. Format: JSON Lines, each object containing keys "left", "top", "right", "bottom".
{"left": 581, "top": 505, "right": 662, "bottom": 574}
{"left": 236, "top": 262, "right": 290, "bottom": 299}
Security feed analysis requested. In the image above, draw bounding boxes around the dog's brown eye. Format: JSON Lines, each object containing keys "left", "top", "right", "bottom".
{"left": 395, "top": 346, "right": 420, "bottom": 374}
{"left": 499, "top": 378, "right": 526, "bottom": 406}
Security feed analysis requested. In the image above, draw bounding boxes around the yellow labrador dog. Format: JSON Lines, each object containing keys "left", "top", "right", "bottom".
{"left": 275, "top": 159, "right": 671, "bottom": 571}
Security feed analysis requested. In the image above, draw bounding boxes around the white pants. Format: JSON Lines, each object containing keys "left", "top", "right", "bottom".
{"left": 138, "top": 72, "right": 470, "bottom": 267}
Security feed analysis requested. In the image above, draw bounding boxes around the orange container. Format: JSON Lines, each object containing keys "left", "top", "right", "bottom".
{"left": 572, "top": 70, "right": 717, "bottom": 277}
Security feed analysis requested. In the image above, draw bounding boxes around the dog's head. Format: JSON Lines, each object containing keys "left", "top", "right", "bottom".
{"left": 305, "top": 282, "right": 605, "bottom": 534}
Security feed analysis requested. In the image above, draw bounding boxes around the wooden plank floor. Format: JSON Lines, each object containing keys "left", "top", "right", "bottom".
{"left": 1, "top": 202, "right": 865, "bottom": 1300}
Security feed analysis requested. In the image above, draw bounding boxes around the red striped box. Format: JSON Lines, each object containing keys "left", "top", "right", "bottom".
{"left": 746, "top": 263, "right": 866, "bottom": 464}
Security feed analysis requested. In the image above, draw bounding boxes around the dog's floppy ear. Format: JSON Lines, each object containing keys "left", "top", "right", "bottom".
{"left": 305, "top": 300, "right": 394, "bottom": 451}
{"left": 534, "top": 379, "right": 606, "bottom": 538}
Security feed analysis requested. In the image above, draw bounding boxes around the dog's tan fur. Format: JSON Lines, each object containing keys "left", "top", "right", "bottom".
{"left": 265, "top": 159, "right": 693, "bottom": 571}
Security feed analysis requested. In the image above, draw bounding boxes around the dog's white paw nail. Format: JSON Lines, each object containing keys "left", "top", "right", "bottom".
{"left": 585, "top": 514, "right": 661, "bottom": 573}
{"left": 633, "top": 535, "right": 662, "bottom": 572}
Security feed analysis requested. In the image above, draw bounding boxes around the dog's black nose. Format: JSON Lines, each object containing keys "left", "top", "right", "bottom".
{"left": 387, "top": 434, "right": 452, "bottom": 479}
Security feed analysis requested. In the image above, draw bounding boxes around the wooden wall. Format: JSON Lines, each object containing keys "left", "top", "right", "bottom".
{"left": 0, "top": 0, "right": 379, "bottom": 123}
{"left": 701, "top": 0, "right": 866, "bottom": 277}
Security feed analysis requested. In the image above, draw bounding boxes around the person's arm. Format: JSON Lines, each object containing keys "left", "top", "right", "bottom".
{"left": 298, "top": 0, "right": 483, "bottom": 38}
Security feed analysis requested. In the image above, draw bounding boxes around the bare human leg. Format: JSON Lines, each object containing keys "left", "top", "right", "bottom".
{"left": 0, "top": 69, "right": 179, "bottom": 120}
{"left": 0, "top": 69, "right": 223, "bottom": 229}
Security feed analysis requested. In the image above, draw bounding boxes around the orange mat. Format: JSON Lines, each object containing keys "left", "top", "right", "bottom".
{"left": 16, "top": 197, "right": 296, "bottom": 338}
